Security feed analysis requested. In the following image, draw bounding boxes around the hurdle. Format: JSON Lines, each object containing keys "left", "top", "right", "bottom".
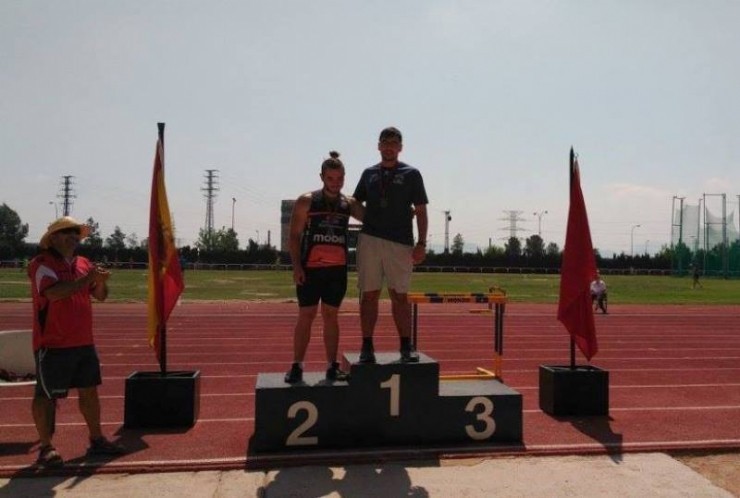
{"left": 468, "top": 285, "right": 506, "bottom": 314}
{"left": 407, "top": 289, "right": 508, "bottom": 381}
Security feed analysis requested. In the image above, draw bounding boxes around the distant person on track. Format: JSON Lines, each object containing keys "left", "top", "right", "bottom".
{"left": 28, "top": 216, "right": 125, "bottom": 468}
{"left": 590, "top": 272, "right": 608, "bottom": 314}
{"left": 353, "top": 126, "right": 429, "bottom": 363}
{"left": 691, "top": 263, "right": 703, "bottom": 289}
{"left": 285, "top": 152, "right": 364, "bottom": 384}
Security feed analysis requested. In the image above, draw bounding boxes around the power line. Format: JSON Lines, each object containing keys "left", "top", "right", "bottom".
{"left": 57, "top": 175, "right": 76, "bottom": 217}
{"left": 499, "top": 210, "right": 526, "bottom": 240}
{"left": 202, "top": 169, "right": 219, "bottom": 233}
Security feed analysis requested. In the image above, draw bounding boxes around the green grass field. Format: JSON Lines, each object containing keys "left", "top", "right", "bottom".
{"left": 1, "top": 268, "right": 738, "bottom": 304}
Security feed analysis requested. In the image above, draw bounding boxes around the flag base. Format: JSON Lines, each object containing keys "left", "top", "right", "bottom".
{"left": 538, "top": 365, "right": 609, "bottom": 416}
{"left": 124, "top": 371, "right": 201, "bottom": 429}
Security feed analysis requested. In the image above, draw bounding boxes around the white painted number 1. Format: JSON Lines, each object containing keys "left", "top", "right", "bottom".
{"left": 286, "top": 400, "right": 319, "bottom": 446}
{"left": 381, "top": 374, "right": 400, "bottom": 416}
{"left": 465, "top": 396, "right": 496, "bottom": 440}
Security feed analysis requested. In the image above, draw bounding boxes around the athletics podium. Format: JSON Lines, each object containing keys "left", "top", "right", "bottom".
{"left": 251, "top": 352, "right": 522, "bottom": 452}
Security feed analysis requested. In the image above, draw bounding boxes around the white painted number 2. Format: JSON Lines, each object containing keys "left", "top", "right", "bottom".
{"left": 381, "top": 374, "right": 400, "bottom": 416}
{"left": 464, "top": 396, "right": 496, "bottom": 440}
{"left": 286, "top": 400, "right": 319, "bottom": 446}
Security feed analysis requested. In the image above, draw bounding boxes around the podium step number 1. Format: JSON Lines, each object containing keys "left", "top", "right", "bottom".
{"left": 253, "top": 352, "right": 522, "bottom": 453}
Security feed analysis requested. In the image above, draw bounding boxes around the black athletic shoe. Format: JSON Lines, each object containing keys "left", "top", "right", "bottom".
{"left": 359, "top": 344, "right": 376, "bottom": 364}
{"left": 326, "top": 362, "right": 349, "bottom": 381}
{"left": 284, "top": 363, "right": 303, "bottom": 383}
{"left": 86, "top": 437, "right": 125, "bottom": 457}
{"left": 36, "top": 444, "right": 63, "bottom": 468}
{"left": 400, "top": 348, "right": 419, "bottom": 363}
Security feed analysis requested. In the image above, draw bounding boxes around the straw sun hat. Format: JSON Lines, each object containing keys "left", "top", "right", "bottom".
{"left": 39, "top": 216, "right": 91, "bottom": 249}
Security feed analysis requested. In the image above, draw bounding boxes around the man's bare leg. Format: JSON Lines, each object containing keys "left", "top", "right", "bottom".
{"left": 293, "top": 305, "right": 318, "bottom": 362}
{"left": 32, "top": 396, "right": 63, "bottom": 466}
{"left": 286, "top": 305, "right": 317, "bottom": 382}
{"left": 359, "top": 290, "right": 381, "bottom": 363}
{"left": 78, "top": 386, "right": 103, "bottom": 440}
{"left": 389, "top": 288, "right": 418, "bottom": 362}
{"left": 321, "top": 303, "right": 339, "bottom": 363}
{"left": 32, "top": 396, "right": 55, "bottom": 447}
{"left": 321, "top": 303, "right": 348, "bottom": 380}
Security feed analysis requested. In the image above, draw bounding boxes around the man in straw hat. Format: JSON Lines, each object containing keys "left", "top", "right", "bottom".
{"left": 28, "top": 216, "right": 124, "bottom": 467}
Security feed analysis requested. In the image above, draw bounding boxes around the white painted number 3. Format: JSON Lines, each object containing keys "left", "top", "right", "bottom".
{"left": 286, "top": 401, "right": 319, "bottom": 446}
{"left": 465, "top": 396, "right": 496, "bottom": 440}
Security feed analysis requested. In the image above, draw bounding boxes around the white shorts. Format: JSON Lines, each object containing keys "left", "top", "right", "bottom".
{"left": 356, "top": 233, "right": 414, "bottom": 294}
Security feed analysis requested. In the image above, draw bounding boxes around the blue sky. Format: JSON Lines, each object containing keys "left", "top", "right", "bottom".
{"left": 2, "top": 1, "right": 739, "bottom": 256}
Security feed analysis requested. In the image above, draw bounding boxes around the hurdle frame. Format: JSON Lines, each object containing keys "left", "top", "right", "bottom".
{"left": 407, "top": 289, "right": 508, "bottom": 380}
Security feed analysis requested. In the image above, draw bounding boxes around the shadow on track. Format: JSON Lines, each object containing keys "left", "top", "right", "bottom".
{"left": 568, "top": 416, "right": 624, "bottom": 463}
{"left": 259, "top": 463, "right": 430, "bottom": 497}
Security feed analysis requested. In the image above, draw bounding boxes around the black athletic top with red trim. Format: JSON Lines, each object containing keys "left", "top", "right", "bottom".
{"left": 301, "top": 190, "right": 351, "bottom": 268}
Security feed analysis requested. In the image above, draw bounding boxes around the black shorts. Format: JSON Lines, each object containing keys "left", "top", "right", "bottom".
{"left": 297, "top": 266, "right": 347, "bottom": 308}
{"left": 34, "top": 345, "right": 102, "bottom": 399}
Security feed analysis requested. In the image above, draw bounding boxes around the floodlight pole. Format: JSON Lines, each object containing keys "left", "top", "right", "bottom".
{"left": 533, "top": 210, "right": 548, "bottom": 236}
{"left": 631, "top": 224, "right": 641, "bottom": 257}
{"left": 231, "top": 197, "right": 236, "bottom": 231}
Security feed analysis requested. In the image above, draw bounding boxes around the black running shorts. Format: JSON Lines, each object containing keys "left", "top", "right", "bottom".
{"left": 297, "top": 266, "right": 347, "bottom": 308}
{"left": 34, "top": 345, "right": 102, "bottom": 399}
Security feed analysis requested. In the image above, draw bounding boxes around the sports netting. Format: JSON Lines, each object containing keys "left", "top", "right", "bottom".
{"left": 671, "top": 195, "right": 740, "bottom": 277}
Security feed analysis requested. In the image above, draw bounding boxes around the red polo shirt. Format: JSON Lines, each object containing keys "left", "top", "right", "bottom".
{"left": 28, "top": 251, "right": 95, "bottom": 351}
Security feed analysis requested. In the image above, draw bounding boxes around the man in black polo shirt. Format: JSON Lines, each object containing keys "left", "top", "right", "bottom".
{"left": 353, "top": 127, "right": 429, "bottom": 363}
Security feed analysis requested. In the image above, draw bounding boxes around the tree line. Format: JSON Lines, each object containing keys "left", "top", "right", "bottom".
{"left": 0, "top": 203, "right": 279, "bottom": 266}
{"left": 2, "top": 202, "right": 729, "bottom": 272}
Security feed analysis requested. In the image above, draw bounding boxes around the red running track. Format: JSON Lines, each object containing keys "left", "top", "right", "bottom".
{"left": 1, "top": 301, "right": 739, "bottom": 475}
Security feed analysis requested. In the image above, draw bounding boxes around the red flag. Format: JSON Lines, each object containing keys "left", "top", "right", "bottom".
{"left": 147, "top": 123, "right": 184, "bottom": 368}
{"left": 557, "top": 148, "right": 598, "bottom": 360}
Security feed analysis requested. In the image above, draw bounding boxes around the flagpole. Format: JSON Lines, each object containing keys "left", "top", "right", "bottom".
{"left": 569, "top": 147, "right": 576, "bottom": 370}
{"left": 158, "top": 122, "right": 168, "bottom": 375}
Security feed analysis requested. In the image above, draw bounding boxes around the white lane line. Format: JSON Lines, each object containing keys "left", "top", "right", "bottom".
{"left": 0, "top": 418, "right": 254, "bottom": 428}
{"left": 524, "top": 405, "right": 740, "bottom": 414}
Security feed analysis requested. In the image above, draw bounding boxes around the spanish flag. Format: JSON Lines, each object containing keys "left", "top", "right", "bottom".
{"left": 148, "top": 123, "right": 184, "bottom": 370}
{"left": 557, "top": 148, "right": 598, "bottom": 360}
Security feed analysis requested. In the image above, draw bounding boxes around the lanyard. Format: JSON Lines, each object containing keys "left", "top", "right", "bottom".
{"left": 380, "top": 167, "right": 395, "bottom": 207}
